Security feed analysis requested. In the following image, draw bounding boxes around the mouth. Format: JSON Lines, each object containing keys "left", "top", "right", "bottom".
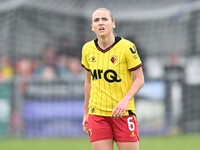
{"left": 99, "top": 27, "right": 105, "bottom": 32}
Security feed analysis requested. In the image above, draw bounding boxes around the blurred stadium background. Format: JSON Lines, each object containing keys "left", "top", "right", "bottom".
{"left": 0, "top": 0, "right": 200, "bottom": 148}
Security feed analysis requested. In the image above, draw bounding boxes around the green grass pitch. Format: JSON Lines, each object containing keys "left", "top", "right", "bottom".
{"left": 0, "top": 134, "right": 199, "bottom": 150}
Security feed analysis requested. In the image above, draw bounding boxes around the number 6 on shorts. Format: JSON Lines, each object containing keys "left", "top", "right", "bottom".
{"left": 127, "top": 117, "right": 135, "bottom": 131}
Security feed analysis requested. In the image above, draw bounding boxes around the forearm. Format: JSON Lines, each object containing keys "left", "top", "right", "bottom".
{"left": 83, "top": 72, "right": 91, "bottom": 116}
{"left": 83, "top": 86, "right": 90, "bottom": 116}
{"left": 125, "top": 77, "right": 144, "bottom": 100}
{"left": 125, "top": 67, "right": 145, "bottom": 100}
{"left": 112, "top": 69, "right": 144, "bottom": 117}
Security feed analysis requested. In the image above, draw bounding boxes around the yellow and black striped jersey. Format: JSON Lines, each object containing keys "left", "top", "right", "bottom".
{"left": 81, "top": 36, "right": 142, "bottom": 116}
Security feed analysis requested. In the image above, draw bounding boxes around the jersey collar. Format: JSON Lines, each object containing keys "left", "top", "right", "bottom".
{"left": 94, "top": 36, "right": 121, "bottom": 53}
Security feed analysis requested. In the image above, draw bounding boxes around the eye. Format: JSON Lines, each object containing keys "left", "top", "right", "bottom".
{"left": 102, "top": 18, "right": 108, "bottom": 21}
{"left": 93, "top": 18, "right": 99, "bottom": 22}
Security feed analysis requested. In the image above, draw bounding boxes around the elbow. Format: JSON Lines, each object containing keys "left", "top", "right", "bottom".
{"left": 142, "top": 78, "right": 145, "bottom": 87}
{"left": 140, "top": 77, "right": 145, "bottom": 88}
{"left": 139, "top": 75, "right": 145, "bottom": 88}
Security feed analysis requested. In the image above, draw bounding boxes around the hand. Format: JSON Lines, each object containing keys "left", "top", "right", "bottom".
{"left": 82, "top": 115, "right": 89, "bottom": 134}
{"left": 112, "top": 97, "right": 129, "bottom": 118}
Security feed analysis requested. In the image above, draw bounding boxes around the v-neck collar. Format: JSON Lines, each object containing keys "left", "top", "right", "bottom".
{"left": 94, "top": 36, "right": 121, "bottom": 53}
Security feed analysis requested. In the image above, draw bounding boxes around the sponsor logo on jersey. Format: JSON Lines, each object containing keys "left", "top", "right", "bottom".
{"left": 130, "top": 46, "right": 139, "bottom": 59}
{"left": 91, "top": 56, "right": 96, "bottom": 62}
{"left": 130, "top": 46, "right": 137, "bottom": 54}
{"left": 130, "top": 131, "right": 135, "bottom": 137}
{"left": 91, "top": 69, "right": 121, "bottom": 83}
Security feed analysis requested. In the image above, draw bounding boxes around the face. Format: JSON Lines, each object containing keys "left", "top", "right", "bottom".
{"left": 91, "top": 9, "right": 115, "bottom": 37}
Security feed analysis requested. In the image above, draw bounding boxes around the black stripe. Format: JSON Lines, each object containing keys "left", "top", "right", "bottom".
{"left": 128, "top": 110, "right": 137, "bottom": 117}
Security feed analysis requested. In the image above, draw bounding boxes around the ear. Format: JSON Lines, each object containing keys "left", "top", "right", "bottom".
{"left": 91, "top": 24, "right": 94, "bottom": 31}
{"left": 112, "top": 22, "right": 116, "bottom": 29}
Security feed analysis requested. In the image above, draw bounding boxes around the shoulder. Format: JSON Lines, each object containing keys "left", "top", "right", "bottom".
{"left": 116, "top": 37, "right": 136, "bottom": 51}
{"left": 82, "top": 39, "right": 95, "bottom": 49}
{"left": 120, "top": 37, "right": 136, "bottom": 47}
{"left": 82, "top": 40, "right": 95, "bottom": 56}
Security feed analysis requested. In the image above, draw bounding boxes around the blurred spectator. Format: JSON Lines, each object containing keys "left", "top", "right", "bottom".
{"left": 33, "top": 44, "right": 59, "bottom": 81}
{"left": 56, "top": 36, "right": 73, "bottom": 57}
{"left": 12, "top": 57, "right": 34, "bottom": 135}
{"left": 64, "top": 56, "right": 85, "bottom": 82}
{"left": 15, "top": 57, "right": 34, "bottom": 93}
{"left": 0, "top": 53, "right": 14, "bottom": 82}
{"left": 56, "top": 55, "right": 69, "bottom": 79}
{"left": 32, "top": 43, "right": 84, "bottom": 81}
{"left": 42, "top": 43, "right": 57, "bottom": 67}
{"left": 40, "top": 66, "right": 58, "bottom": 81}
{"left": 15, "top": 57, "right": 33, "bottom": 80}
{"left": 56, "top": 35, "right": 80, "bottom": 58}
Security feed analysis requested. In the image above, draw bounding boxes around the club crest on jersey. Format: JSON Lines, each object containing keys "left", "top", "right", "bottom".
{"left": 111, "top": 55, "right": 117, "bottom": 64}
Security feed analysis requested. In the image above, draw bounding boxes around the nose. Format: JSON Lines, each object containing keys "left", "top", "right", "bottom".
{"left": 98, "top": 19, "right": 104, "bottom": 25}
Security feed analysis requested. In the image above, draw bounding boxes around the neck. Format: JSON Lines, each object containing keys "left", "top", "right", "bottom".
{"left": 97, "top": 34, "right": 115, "bottom": 50}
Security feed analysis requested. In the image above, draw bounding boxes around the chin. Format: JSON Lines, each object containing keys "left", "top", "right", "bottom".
{"left": 98, "top": 32, "right": 107, "bottom": 36}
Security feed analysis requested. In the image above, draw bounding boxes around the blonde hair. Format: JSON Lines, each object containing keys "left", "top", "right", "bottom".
{"left": 92, "top": 8, "right": 114, "bottom": 22}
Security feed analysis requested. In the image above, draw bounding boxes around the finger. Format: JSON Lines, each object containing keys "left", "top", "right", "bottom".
{"left": 84, "top": 128, "right": 89, "bottom": 134}
{"left": 82, "top": 122, "right": 88, "bottom": 133}
{"left": 113, "top": 108, "right": 124, "bottom": 118}
{"left": 112, "top": 107, "right": 118, "bottom": 117}
{"left": 115, "top": 109, "right": 126, "bottom": 118}
{"left": 83, "top": 125, "right": 89, "bottom": 134}
{"left": 118, "top": 108, "right": 125, "bottom": 116}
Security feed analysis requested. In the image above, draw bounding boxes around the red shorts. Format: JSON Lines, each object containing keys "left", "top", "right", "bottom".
{"left": 87, "top": 114, "right": 139, "bottom": 142}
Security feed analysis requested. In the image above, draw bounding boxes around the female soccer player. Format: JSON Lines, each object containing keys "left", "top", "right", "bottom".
{"left": 81, "top": 8, "right": 145, "bottom": 150}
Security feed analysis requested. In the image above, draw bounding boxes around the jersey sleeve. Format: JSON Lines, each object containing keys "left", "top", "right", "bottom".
{"left": 125, "top": 43, "right": 142, "bottom": 71}
{"left": 81, "top": 43, "right": 90, "bottom": 71}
